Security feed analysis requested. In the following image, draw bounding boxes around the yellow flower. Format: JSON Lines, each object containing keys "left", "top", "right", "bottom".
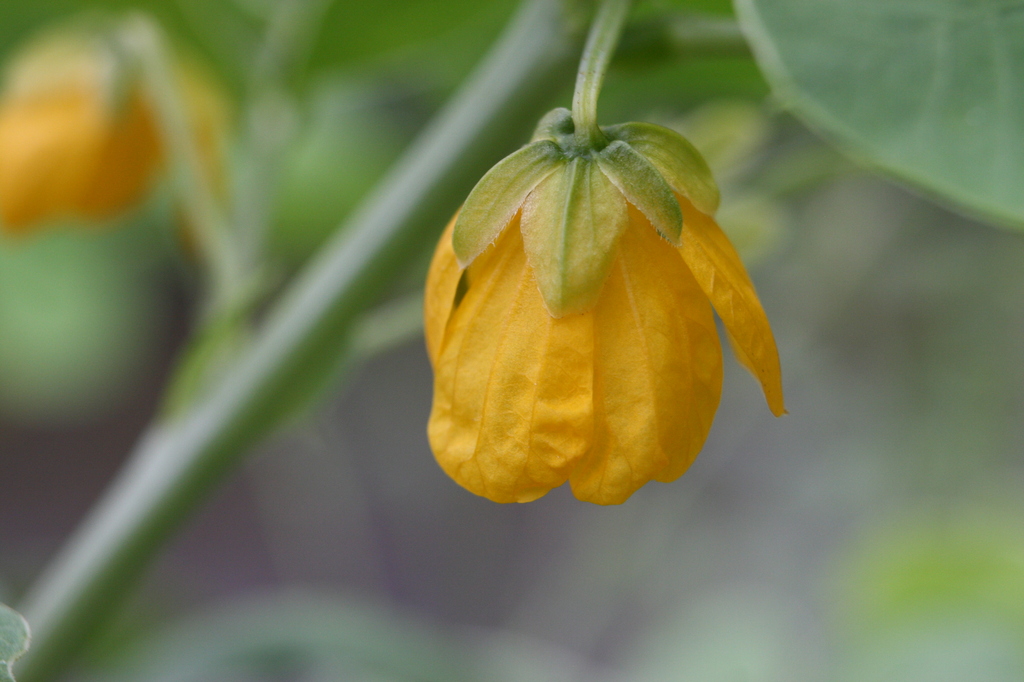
{"left": 0, "top": 31, "right": 159, "bottom": 232}
{"left": 0, "top": 28, "right": 228, "bottom": 235}
{"left": 425, "top": 109, "right": 784, "bottom": 505}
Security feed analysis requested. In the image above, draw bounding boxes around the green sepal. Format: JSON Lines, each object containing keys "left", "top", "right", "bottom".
{"left": 530, "top": 107, "right": 574, "bottom": 143}
{"left": 521, "top": 157, "right": 628, "bottom": 317}
{"left": 596, "top": 140, "right": 682, "bottom": 245}
{"left": 452, "top": 140, "right": 565, "bottom": 267}
{"left": 604, "top": 121, "right": 720, "bottom": 215}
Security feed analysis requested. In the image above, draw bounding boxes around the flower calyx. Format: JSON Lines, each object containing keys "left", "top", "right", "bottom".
{"left": 451, "top": 107, "right": 720, "bottom": 318}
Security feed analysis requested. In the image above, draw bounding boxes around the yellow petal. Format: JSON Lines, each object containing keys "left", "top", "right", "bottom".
{"left": 569, "top": 207, "right": 723, "bottom": 505}
{"left": 429, "top": 218, "right": 593, "bottom": 503}
{"left": 423, "top": 212, "right": 462, "bottom": 367}
{"left": 0, "top": 89, "right": 105, "bottom": 230}
{"left": 77, "top": 93, "right": 161, "bottom": 220}
{"left": 676, "top": 194, "right": 785, "bottom": 417}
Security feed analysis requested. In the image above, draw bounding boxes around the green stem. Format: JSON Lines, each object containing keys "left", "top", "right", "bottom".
{"left": 120, "top": 15, "right": 245, "bottom": 317}
{"left": 251, "top": 0, "right": 334, "bottom": 86}
{"left": 14, "top": 2, "right": 577, "bottom": 680}
{"left": 232, "top": 90, "right": 295, "bottom": 269}
{"left": 236, "top": 0, "right": 330, "bottom": 264}
{"left": 571, "top": 0, "right": 631, "bottom": 148}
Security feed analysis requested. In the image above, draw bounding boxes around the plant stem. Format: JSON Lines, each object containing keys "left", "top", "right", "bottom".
{"left": 251, "top": 0, "right": 334, "bottom": 87}
{"left": 120, "top": 15, "right": 246, "bottom": 318}
{"left": 235, "top": 0, "right": 331, "bottom": 265}
{"left": 571, "top": 0, "right": 631, "bottom": 148}
{"left": 14, "top": 2, "right": 577, "bottom": 680}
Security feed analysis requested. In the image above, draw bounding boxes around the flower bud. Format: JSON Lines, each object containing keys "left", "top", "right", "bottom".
{"left": 0, "top": 30, "right": 158, "bottom": 232}
{"left": 0, "top": 25, "right": 228, "bottom": 235}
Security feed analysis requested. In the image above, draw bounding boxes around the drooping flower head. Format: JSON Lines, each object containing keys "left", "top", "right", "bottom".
{"left": 425, "top": 108, "right": 784, "bottom": 505}
{"left": 0, "top": 24, "right": 228, "bottom": 235}
{"left": 0, "top": 29, "right": 160, "bottom": 232}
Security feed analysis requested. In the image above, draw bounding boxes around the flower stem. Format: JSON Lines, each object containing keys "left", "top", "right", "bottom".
{"left": 571, "top": 0, "right": 632, "bottom": 148}
{"left": 235, "top": 0, "right": 331, "bottom": 266}
{"left": 120, "top": 15, "right": 246, "bottom": 318}
{"left": 13, "top": 2, "right": 577, "bottom": 680}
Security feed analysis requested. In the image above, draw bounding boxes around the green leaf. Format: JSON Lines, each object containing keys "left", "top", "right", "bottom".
{"left": 520, "top": 157, "right": 628, "bottom": 317}
{"left": 99, "top": 594, "right": 476, "bottom": 682}
{"left": 452, "top": 140, "right": 565, "bottom": 266}
{"left": 272, "top": 78, "right": 408, "bottom": 265}
{"left": 604, "top": 121, "right": 719, "bottom": 215}
{"left": 98, "top": 592, "right": 589, "bottom": 682}
{"left": 0, "top": 603, "right": 30, "bottom": 682}
{"left": 596, "top": 140, "right": 682, "bottom": 244}
{"left": 0, "top": 226, "right": 160, "bottom": 422}
{"left": 306, "top": 0, "right": 519, "bottom": 82}
{"left": 736, "top": 0, "right": 1024, "bottom": 229}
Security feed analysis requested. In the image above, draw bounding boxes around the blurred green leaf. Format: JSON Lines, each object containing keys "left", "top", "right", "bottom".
{"left": 843, "top": 623, "right": 1024, "bottom": 682}
{"left": 99, "top": 594, "right": 466, "bottom": 681}
{"left": 621, "top": 589, "right": 805, "bottom": 682}
{"left": 835, "top": 508, "right": 1024, "bottom": 681}
{"left": 271, "top": 79, "right": 409, "bottom": 264}
{"left": 670, "top": 99, "right": 773, "bottom": 180}
{"left": 0, "top": 0, "right": 515, "bottom": 97}
{"left": 636, "top": 0, "right": 735, "bottom": 17}
{"left": 736, "top": 0, "right": 1024, "bottom": 229}
{"left": 839, "top": 511, "right": 1024, "bottom": 633}
{"left": 93, "top": 592, "right": 593, "bottom": 682}
{"left": 0, "top": 2, "right": 243, "bottom": 87}
{"left": 715, "top": 191, "right": 788, "bottom": 263}
{"left": 0, "top": 223, "right": 161, "bottom": 423}
{"left": 305, "top": 0, "right": 517, "bottom": 78}
{"left": 602, "top": 58, "right": 768, "bottom": 120}
{"left": 0, "top": 603, "right": 30, "bottom": 682}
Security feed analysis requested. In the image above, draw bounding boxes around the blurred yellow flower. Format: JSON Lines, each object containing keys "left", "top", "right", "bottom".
{"left": 425, "top": 110, "right": 784, "bottom": 505}
{"left": 0, "top": 33, "right": 159, "bottom": 232}
{"left": 0, "top": 28, "right": 228, "bottom": 235}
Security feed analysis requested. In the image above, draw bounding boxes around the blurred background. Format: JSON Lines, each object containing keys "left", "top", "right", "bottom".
{"left": 1, "top": 0, "right": 1024, "bottom": 680}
